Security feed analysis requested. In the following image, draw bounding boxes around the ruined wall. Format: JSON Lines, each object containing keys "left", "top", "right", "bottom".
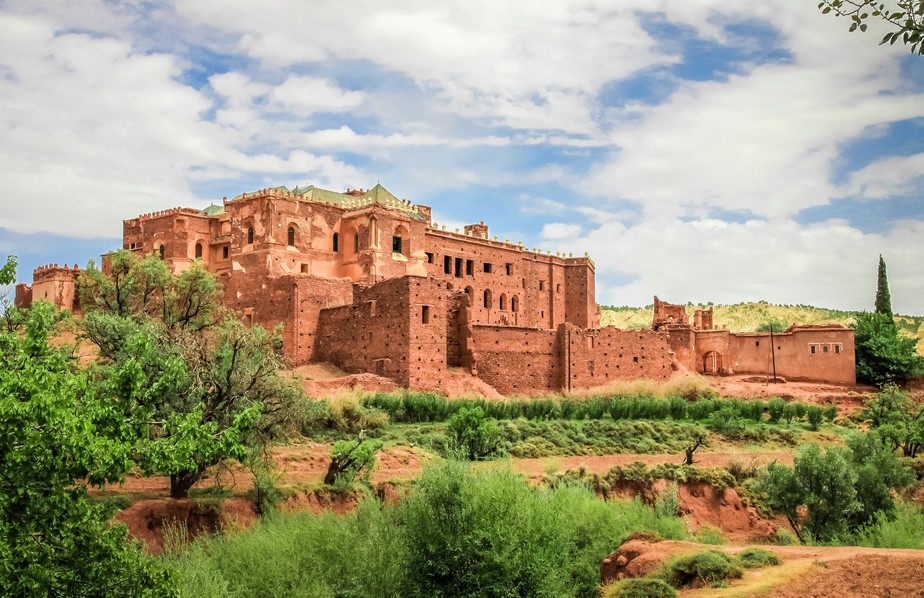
{"left": 727, "top": 326, "right": 855, "bottom": 384}
{"left": 562, "top": 325, "right": 673, "bottom": 390}
{"left": 471, "top": 325, "right": 561, "bottom": 395}
{"left": 314, "top": 276, "right": 451, "bottom": 388}
{"left": 14, "top": 283, "right": 32, "bottom": 309}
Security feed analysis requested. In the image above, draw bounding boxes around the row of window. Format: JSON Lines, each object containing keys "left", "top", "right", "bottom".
{"left": 809, "top": 343, "right": 842, "bottom": 355}
{"left": 439, "top": 255, "right": 513, "bottom": 277}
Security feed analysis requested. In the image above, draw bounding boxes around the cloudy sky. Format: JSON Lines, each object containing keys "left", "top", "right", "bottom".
{"left": 1, "top": 0, "right": 923, "bottom": 313}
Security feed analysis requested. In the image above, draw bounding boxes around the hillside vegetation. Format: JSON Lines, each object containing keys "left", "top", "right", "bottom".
{"left": 600, "top": 302, "right": 924, "bottom": 355}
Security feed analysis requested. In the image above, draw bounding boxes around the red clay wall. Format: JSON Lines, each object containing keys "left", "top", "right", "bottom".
{"left": 562, "top": 325, "right": 673, "bottom": 390}
{"left": 314, "top": 276, "right": 452, "bottom": 388}
{"left": 728, "top": 327, "right": 855, "bottom": 384}
{"left": 471, "top": 325, "right": 562, "bottom": 395}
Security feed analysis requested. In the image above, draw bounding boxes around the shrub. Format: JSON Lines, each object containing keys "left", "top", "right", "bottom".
{"left": 823, "top": 403, "right": 838, "bottom": 422}
{"left": 602, "top": 578, "right": 677, "bottom": 598}
{"left": 326, "top": 392, "right": 389, "bottom": 433}
{"left": 736, "top": 548, "right": 781, "bottom": 568}
{"left": 775, "top": 527, "right": 799, "bottom": 546}
{"left": 694, "top": 525, "right": 727, "bottom": 545}
{"left": 446, "top": 407, "right": 501, "bottom": 461}
{"left": 661, "top": 550, "right": 742, "bottom": 589}
{"left": 767, "top": 398, "right": 786, "bottom": 423}
{"left": 326, "top": 437, "right": 382, "bottom": 488}
{"left": 654, "top": 483, "right": 681, "bottom": 518}
{"left": 707, "top": 406, "right": 746, "bottom": 438}
{"left": 782, "top": 403, "right": 797, "bottom": 424}
{"left": 806, "top": 406, "right": 824, "bottom": 431}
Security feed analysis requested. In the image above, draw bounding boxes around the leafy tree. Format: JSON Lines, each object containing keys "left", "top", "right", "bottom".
{"left": 853, "top": 311, "right": 923, "bottom": 385}
{"left": 0, "top": 301, "right": 174, "bottom": 597}
{"left": 80, "top": 254, "right": 291, "bottom": 499}
{"left": 0, "top": 255, "right": 23, "bottom": 333}
{"left": 875, "top": 255, "right": 893, "bottom": 316}
{"left": 324, "top": 433, "right": 382, "bottom": 486}
{"left": 817, "top": 0, "right": 924, "bottom": 54}
{"left": 757, "top": 318, "right": 787, "bottom": 333}
{"left": 863, "top": 384, "right": 924, "bottom": 457}
{"left": 79, "top": 250, "right": 220, "bottom": 330}
{"left": 759, "top": 435, "right": 913, "bottom": 542}
{"left": 447, "top": 406, "right": 501, "bottom": 460}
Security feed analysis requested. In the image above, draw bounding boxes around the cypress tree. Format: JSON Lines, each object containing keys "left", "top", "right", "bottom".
{"left": 875, "top": 254, "right": 892, "bottom": 316}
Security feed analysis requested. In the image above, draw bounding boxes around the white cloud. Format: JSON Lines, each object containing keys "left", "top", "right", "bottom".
{"left": 541, "top": 222, "right": 582, "bottom": 239}
{"left": 844, "top": 152, "right": 924, "bottom": 199}
{"left": 268, "top": 75, "right": 366, "bottom": 113}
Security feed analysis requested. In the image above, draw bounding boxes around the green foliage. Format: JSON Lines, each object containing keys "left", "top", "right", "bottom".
{"left": 694, "top": 525, "right": 727, "bottom": 546}
{"left": 854, "top": 311, "right": 923, "bottom": 386}
{"left": 818, "top": 0, "right": 924, "bottom": 55}
{"left": 707, "top": 406, "right": 746, "bottom": 437}
{"left": 660, "top": 550, "right": 742, "bottom": 589}
{"left": 446, "top": 406, "right": 502, "bottom": 460}
{"left": 327, "top": 436, "right": 382, "bottom": 487}
{"left": 0, "top": 301, "right": 175, "bottom": 597}
{"left": 758, "top": 434, "right": 914, "bottom": 543}
{"left": 246, "top": 448, "right": 284, "bottom": 516}
{"left": 170, "top": 462, "right": 687, "bottom": 598}
{"left": 875, "top": 255, "right": 893, "bottom": 315}
{"left": 654, "top": 482, "right": 682, "bottom": 518}
{"left": 767, "top": 398, "right": 786, "bottom": 423}
{"left": 736, "top": 547, "right": 782, "bottom": 568}
{"left": 602, "top": 578, "right": 677, "bottom": 598}
{"left": 863, "top": 384, "right": 924, "bottom": 457}
{"left": 757, "top": 318, "right": 787, "bottom": 333}
{"left": 806, "top": 405, "right": 824, "bottom": 431}
{"left": 850, "top": 503, "right": 924, "bottom": 549}
{"left": 0, "top": 255, "right": 23, "bottom": 333}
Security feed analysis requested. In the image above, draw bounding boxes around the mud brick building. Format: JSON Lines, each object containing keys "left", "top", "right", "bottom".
{"left": 17, "top": 184, "right": 855, "bottom": 393}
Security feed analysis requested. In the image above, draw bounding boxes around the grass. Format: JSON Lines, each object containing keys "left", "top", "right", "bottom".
{"left": 166, "top": 462, "right": 689, "bottom": 598}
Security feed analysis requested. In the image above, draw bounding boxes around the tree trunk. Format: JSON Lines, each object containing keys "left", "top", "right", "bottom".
{"left": 170, "top": 466, "right": 206, "bottom": 499}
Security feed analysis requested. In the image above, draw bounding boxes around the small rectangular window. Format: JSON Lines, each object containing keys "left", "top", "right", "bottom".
{"left": 823, "top": 345, "right": 828, "bottom": 353}
{"left": 756, "top": 341, "right": 760, "bottom": 347}
{"left": 505, "top": 263, "right": 512, "bottom": 275}
{"left": 455, "top": 257, "right": 463, "bottom": 278}
{"left": 222, "top": 246, "right": 229, "bottom": 259}
{"left": 810, "top": 345, "right": 816, "bottom": 354}
{"left": 392, "top": 236, "right": 402, "bottom": 253}
{"left": 426, "top": 252, "right": 434, "bottom": 264}
{"left": 484, "top": 263, "right": 492, "bottom": 273}
{"left": 556, "top": 283, "right": 561, "bottom": 293}
{"left": 466, "top": 259, "right": 474, "bottom": 276}
{"left": 444, "top": 255, "right": 452, "bottom": 274}
{"left": 835, "top": 344, "right": 841, "bottom": 354}
{"left": 539, "top": 281, "right": 545, "bottom": 291}
{"left": 421, "top": 305, "right": 430, "bottom": 324}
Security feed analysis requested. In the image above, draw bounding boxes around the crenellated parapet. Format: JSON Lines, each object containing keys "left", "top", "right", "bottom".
{"left": 136, "top": 207, "right": 202, "bottom": 222}
{"left": 32, "top": 263, "right": 81, "bottom": 283}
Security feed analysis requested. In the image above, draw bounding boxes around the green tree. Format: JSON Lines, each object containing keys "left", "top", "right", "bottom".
{"left": 324, "top": 433, "right": 383, "bottom": 486}
{"left": 817, "top": 0, "right": 924, "bottom": 54}
{"left": 447, "top": 406, "right": 501, "bottom": 460}
{"left": 864, "top": 384, "right": 924, "bottom": 457}
{"left": 0, "top": 301, "right": 174, "bottom": 597}
{"left": 853, "top": 311, "right": 923, "bottom": 385}
{"left": 875, "top": 254, "right": 892, "bottom": 316}
{"left": 759, "top": 435, "right": 913, "bottom": 542}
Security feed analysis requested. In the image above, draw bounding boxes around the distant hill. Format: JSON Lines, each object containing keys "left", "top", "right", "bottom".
{"left": 599, "top": 302, "right": 924, "bottom": 356}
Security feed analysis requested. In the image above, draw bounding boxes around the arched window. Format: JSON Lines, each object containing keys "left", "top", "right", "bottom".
{"left": 464, "top": 286, "right": 472, "bottom": 296}
{"left": 333, "top": 232, "right": 339, "bottom": 252}
{"left": 247, "top": 227, "right": 254, "bottom": 245}
{"left": 511, "top": 296, "right": 519, "bottom": 313}
{"left": 195, "top": 243, "right": 203, "bottom": 259}
{"left": 287, "top": 226, "right": 295, "bottom": 246}
{"left": 158, "top": 245, "right": 165, "bottom": 260}
{"left": 483, "top": 289, "right": 492, "bottom": 309}
{"left": 499, "top": 294, "right": 507, "bottom": 311}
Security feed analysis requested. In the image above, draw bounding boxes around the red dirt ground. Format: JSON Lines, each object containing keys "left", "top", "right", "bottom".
{"left": 708, "top": 375, "right": 877, "bottom": 416}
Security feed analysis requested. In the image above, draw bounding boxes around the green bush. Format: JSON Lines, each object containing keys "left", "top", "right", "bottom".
{"left": 823, "top": 403, "right": 838, "bottom": 422}
{"left": 707, "top": 406, "right": 745, "bottom": 438}
{"left": 736, "top": 548, "right": 781, "bottom": 568}
{"left": 694, "top": 525, "right": 727, "bottom": 545}
{"left": 602, "top": 578, "right": 677, "bottom": 598}
{"left": 661, "top": 550, "right": 742, "bottom": 589}
{"left": 767, "top": 398, "right": 786, "bottom": 423}
{"left": 806, "top": 406, "right": 824, "bottom": 431}
{"left": 446, "top": 406, "right": 502, "bottom": 460}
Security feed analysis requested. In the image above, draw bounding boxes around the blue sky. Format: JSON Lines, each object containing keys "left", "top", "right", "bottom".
{"left": 1, "top": 0, "right": 923, "bottom": 314}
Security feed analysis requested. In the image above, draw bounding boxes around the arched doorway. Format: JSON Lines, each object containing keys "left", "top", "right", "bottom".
{"left": 702, "top": 351, "right": 723, "bottom": 375}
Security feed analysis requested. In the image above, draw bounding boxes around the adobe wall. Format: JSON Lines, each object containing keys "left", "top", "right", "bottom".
{"left": 562, "top": 325, "right": 673, "bottom": 390}
{"left": 14, "top": 283, "right": 32, "bottom": 309}
{"left": 471, "top": 325, "right": 562, "bottom": 395}
{"left": 26, "top": 264, "right": 81, "bottom": 312}
{"left": 690, "top": 330, "right": 732, "bottom": 374}
{"left": 727, "top": 326, "right": 855, "bottom": 384}
{"left": 124, "top": 208, "right": 212, "bottom": 273}
{"left": 314, "top": 276, "right": 452, "bottom": 388}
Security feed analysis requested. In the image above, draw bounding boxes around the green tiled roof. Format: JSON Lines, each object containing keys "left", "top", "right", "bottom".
{"left": 227, "top": 184, "right": 425, "bottom": 219}
{"left": 200, "top": 204, "right": 225, "bottom": 216}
